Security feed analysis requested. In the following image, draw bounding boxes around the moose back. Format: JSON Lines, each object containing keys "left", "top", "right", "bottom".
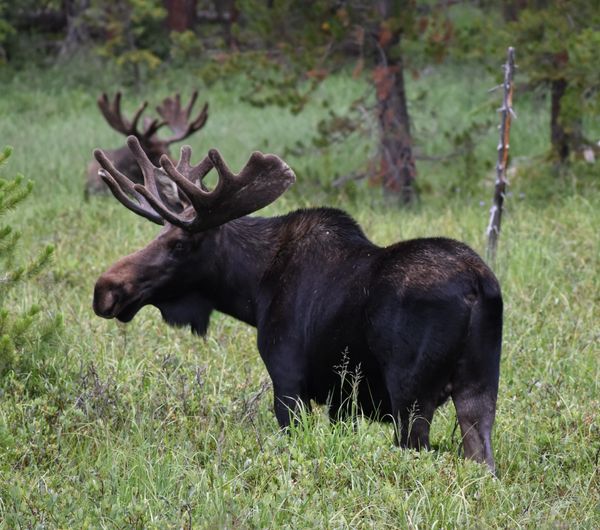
{"left": 93, "top": 137, "right": 503, "bottom": 472}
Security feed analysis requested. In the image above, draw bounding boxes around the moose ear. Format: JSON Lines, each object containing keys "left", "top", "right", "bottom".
{"left": 156, "top": 293, "right": 213, "bottom": 335}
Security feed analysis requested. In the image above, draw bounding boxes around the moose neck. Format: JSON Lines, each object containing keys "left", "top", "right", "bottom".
{"left": 201, "top": 215, "right": 282, "bottom": 326}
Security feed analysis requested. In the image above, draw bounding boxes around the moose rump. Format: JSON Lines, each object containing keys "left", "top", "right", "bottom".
{"left": 255, "top": 215, "right": 502, "bottom": 470}
{"left": 92, "top": 137, "right": 502, "bottom": 472}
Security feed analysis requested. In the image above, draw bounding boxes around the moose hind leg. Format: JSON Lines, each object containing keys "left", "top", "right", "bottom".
{"left": 452, "top": 389, "right": 496, "bottom": 472}
{"left": 452, "top": 295, "right": 502, "bottom": 473}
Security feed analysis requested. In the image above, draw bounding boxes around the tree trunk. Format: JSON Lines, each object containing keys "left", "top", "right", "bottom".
{"left": 550, "top": 78, "right": 570, "bottom": 162}
{"left": 371, "top": 0, "right": 417, "bottom": 204}
{"left": 164, "top": 0, "right": 197, "bottom": 32}
{"left": 487, "top": 47, "right": 516, "bottom": 265}
{"left": 373, "top": 35, "right": 416, "bottom": 203}
{"left": 59, "top": 0, "right": 90, "bottom": 58}
{"left": 502, "top": 0, "right": 528, "bottom": 22}
{"left": 214, "top": 0, "right": 238, "bottom": 49}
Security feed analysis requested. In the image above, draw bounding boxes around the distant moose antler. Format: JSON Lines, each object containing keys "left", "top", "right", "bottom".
{"left": 85, "top": 91, "right": 209, "bottom": 209}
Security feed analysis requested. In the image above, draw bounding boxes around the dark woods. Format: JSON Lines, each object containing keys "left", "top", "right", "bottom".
{"left": 2, "top": 1, "right": 597, "bottom": 197}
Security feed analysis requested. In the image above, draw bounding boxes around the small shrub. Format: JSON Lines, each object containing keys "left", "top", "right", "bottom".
{"left": 0, "top": 145, "right": 62, "bottom": 381}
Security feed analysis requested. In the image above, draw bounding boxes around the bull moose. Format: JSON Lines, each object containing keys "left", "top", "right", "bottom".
{"left": 93, "top": 137, "right": 502, "bottom": 472}
{"left": 85, "top": 91, "right": 208, "bottom": 204}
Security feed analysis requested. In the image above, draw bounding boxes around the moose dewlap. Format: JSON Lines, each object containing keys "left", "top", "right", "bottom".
{"left": 93, "top": 137, "right": 502, "bottom": 473}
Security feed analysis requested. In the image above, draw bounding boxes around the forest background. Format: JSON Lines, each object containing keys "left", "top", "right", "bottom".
{"left": 0, "top": 1, "right": 598, "bottom": 527}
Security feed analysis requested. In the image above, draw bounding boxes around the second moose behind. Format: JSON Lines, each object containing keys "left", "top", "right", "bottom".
{"left": 85, "top": 91, "right": 208, "bottom": 206}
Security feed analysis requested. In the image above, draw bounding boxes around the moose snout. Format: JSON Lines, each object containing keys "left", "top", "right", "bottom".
{"left": 93, "top": 277, "right": 124, "bottom": 318}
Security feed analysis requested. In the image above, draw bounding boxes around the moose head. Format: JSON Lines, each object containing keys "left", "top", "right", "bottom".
{"left": 92, "top": 136, "right": 295, "bottom": 333}
{"left": 85, "top": 91, "right": 209, "bottom": 206}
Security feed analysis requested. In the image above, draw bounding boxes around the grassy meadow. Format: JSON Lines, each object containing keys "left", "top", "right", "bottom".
{"left": 0, "top": 57, "right": 598, "bottom": 528}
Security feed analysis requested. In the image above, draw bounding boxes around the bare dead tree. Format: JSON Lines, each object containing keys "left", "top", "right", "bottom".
{"left": 487, "top": 47, "right": 516, "bottom": 265}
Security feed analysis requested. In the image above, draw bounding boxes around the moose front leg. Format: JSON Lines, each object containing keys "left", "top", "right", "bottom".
{"left": 272, "top": 383, "right": 311, "bottom": 429}
{"left": 269, "top": 355, "right": 311, "bottom": 429}
{"left": 259, "top": 340, "right": 310, "bottom": 429}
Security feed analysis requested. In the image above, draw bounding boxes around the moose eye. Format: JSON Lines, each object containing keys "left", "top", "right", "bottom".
{"left": 172, "top": 241, "right": 186, "bottom": 254}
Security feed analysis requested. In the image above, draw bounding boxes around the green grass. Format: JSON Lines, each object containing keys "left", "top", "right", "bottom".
{"left": 0, "top": 58, "right": 598, "bottom": 528}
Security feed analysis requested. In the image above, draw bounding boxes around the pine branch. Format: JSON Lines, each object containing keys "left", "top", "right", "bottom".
{"left": 486, "top": 47, "right": 516, "bottom": 265}
{"left": 0, "top": 145, "right": 12, "bottom": 165}
{"left": 0, "top": 175, "right": 34, "bottom": 217}
{"left": 24, "top": 245, "right": 54, "bottom": 279}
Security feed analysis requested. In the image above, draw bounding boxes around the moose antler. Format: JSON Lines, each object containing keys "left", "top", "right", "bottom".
{"left": 155, "top": 91, "right": 209, "bottom": 145}
{"left": 98, "top": 92, "right": 166, "bottom": 141}
{"left": 93, "top": 141, "right": 165, "bottom": 225}
{"left": 94, "top": 136, "right": 296, "bottom": 231}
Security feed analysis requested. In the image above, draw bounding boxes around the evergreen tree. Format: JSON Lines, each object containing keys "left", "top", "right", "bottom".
{"left": 230, "top": 0, "right": 455, "bottom": 204}
{"left": 86, "top": 0, "right": 167, "bottom": 84}
{"left": 462, "top": 1, "right": 600, "bottom": 163}
{"left": 0, "top": 0, "right": 15, "bottom": 62}
{"left": 0, "top": 146, "right": 62, "bottom": 379}
{"left": 505, "top": 0, "right": 600, "bottom": 162}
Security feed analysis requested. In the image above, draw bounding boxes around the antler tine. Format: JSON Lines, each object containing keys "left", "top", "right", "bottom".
{"left": 176, "top": 144, "right": 214, "bottom": 184}
{"left": 93, "top": 148, "right": 164, "bottom": 225}
{"left": 185, "top": 90, "right": 199, "bottom": 116}
{"left": 156, "top": 91, "right": 209, "bottom": 145}
{"left": 97, "top": 92, "right": 121, "bottom": 132}
{"left": 190, "top": 102, "right": 209, "bottom": 129}
{"left": 97, "top": 92, "right": 149, "bottom": 137}
{"left": 206, "top": 149, "right": 236, "bottom": 191}
{"left": 179, "top": 144, "right": 192, "bottom": 168}
{"left": 129, "top": 100, "right": 151, "bottom": 135}
{"left": 160, "top": 153, "right": 213, "bottom": 209}
{"left": 126, "top": 136, "right": 161, "bottom": 198}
